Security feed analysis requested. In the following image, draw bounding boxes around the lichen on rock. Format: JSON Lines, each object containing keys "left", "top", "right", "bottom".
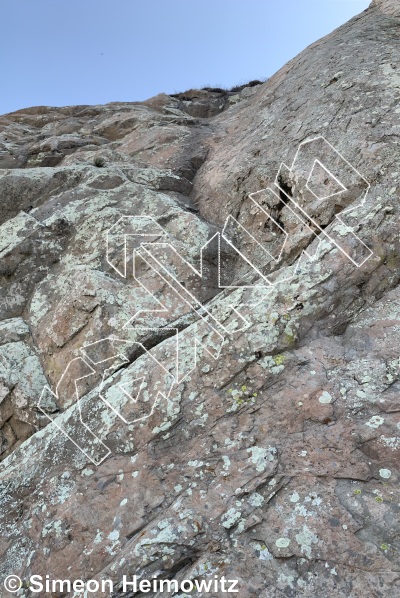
{"left": 0, "top": 1, "right": 399, "bottom": 595}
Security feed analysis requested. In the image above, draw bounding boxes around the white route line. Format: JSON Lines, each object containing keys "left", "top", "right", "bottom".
{"left": 34, "top": 135, "right": 374, "bottom": 465}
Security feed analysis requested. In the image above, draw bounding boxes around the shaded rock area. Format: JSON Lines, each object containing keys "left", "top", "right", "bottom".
{"left": 0, "top": 1, "right": 400, "bottom": 596}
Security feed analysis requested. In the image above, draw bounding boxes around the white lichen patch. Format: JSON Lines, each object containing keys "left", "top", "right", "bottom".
{"left": 250, "top": 541, "right": 273, "bottom": 560}
{"left": 319, "top": 391, "right": 332, "bottom": 404}
{"left": 379, "top": 435, "right": 400, "bottom": 450}
{"left": 248, "top": 492, "right": 265, "bottom": 507}
{"left": 366, "top": 415, "right": 384, "bottom": 429}
{"left": 278, "top": 573, "right": 295, "bottom": 589}
{"left": 81, "top": 468, "right": 94, "bottom": 476}
{"left": 221, "top": 508, "right": 242, "bottom": 529}
{"left": 247, "top": 446, "right": 277, "bottom": 472}
{"left": 295, "top": 525, "right": 319, "bottom": 558}
{"left": 222, "top": 456, "right": 231, "bottom": 475}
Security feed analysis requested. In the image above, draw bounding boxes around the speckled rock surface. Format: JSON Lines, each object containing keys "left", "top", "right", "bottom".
{"left": 0, "top": 1, "right": 399, "bottom": 596}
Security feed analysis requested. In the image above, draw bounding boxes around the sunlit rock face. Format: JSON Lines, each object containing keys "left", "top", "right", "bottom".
{"left": 1, "top": 1, "right": 400, "bottom": 595}
{"left": 372, "top": 0, "right": 400, "bottom": 17}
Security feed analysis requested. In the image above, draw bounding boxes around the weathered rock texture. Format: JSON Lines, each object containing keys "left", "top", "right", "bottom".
{"left": 0, "top": 0, "right": 399, "bottom": 595}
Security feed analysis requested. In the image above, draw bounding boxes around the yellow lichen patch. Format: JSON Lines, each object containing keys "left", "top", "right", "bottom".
{"left": 273, "top": 354, "right": 285, "bottom": 366}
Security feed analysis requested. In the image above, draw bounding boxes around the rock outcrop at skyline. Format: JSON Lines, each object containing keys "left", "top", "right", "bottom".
{"left": 0, "top": 0, "right": 399, "bottom": 595}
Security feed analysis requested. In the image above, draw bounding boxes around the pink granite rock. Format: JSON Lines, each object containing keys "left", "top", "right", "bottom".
{"left": 0, "top": 1, "right": 399, "bottom": 596}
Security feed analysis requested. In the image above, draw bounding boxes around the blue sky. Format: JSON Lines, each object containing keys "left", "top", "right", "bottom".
{"left": 1, "top": 0, "right": 370, "bottom": 115}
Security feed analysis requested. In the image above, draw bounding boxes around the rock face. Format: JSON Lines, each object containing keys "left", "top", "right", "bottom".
{"left": 0, "top": 1, "right": 399, "bottom": 596}
{"left": 372, "top": 0, "right": 400, "bottom": 17}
